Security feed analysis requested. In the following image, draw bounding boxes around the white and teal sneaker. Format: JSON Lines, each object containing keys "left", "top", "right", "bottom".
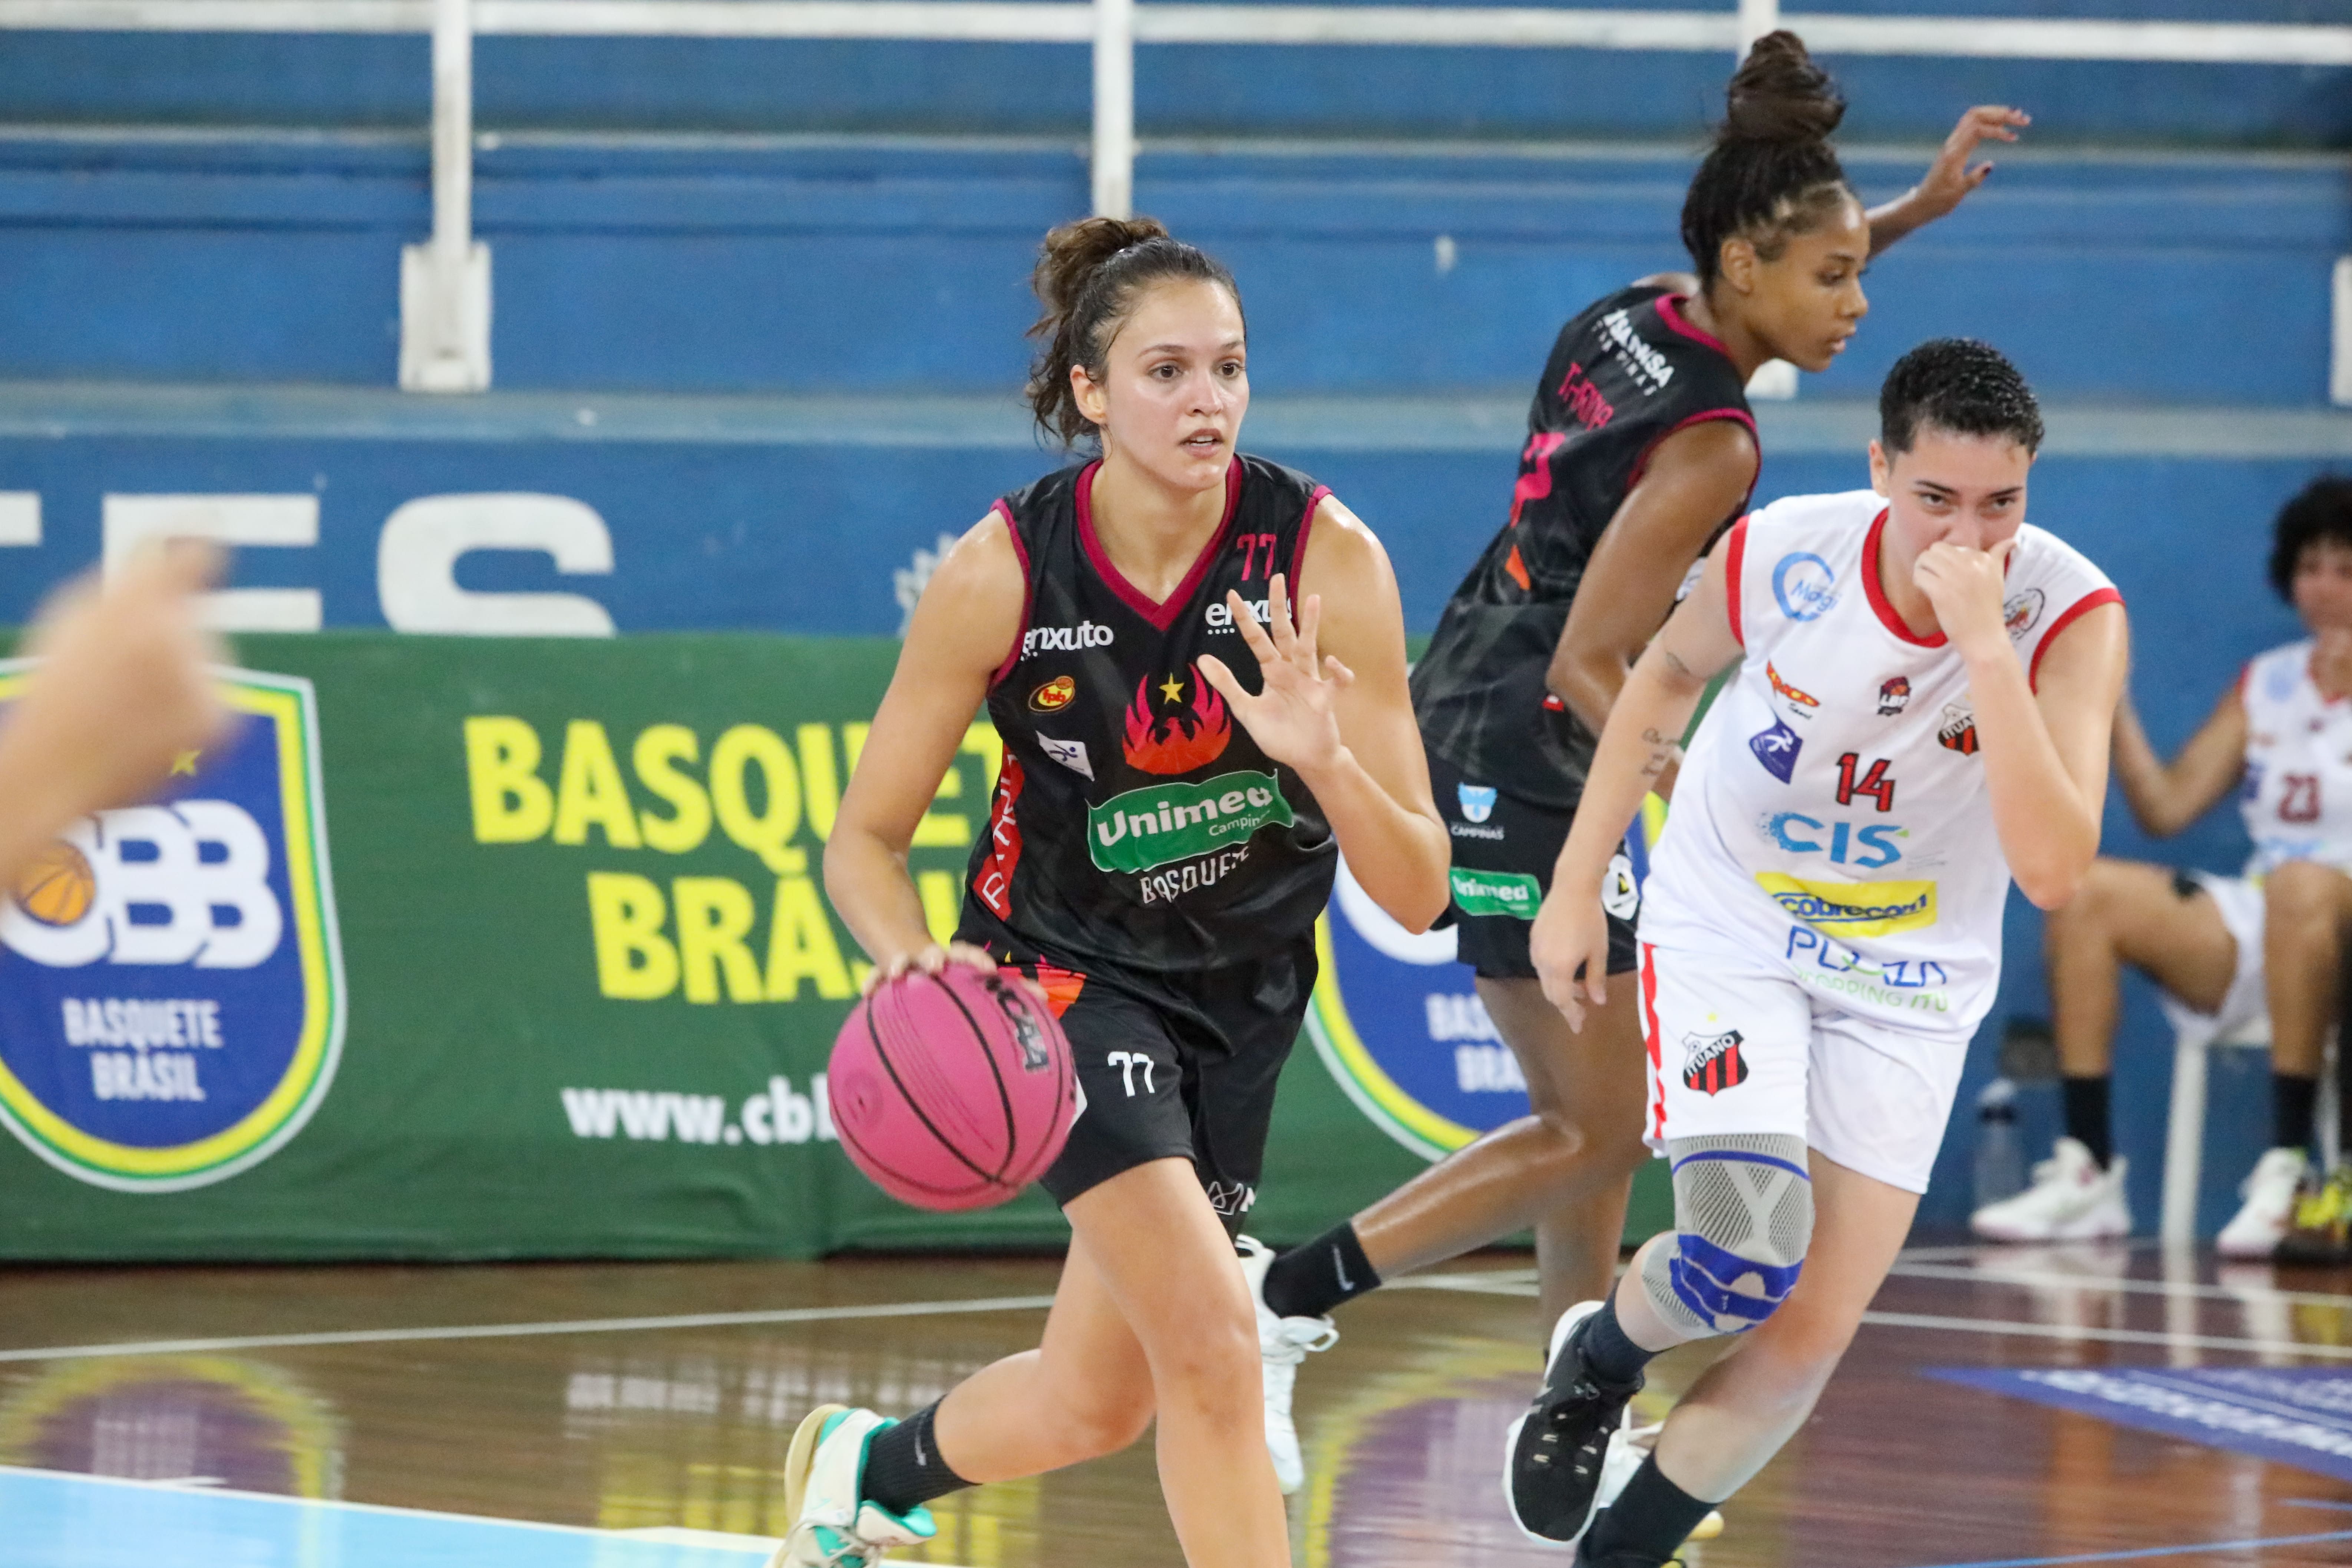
{"left": 770, "top": 1405, "right": 938, "bottom": 1568}
{"left": 1237, "top": 1235, "right": 1339, "bottom": 1496}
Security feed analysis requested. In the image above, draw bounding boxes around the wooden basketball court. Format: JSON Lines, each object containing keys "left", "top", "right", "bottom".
{"left": 6, "top": 1241, "right": 2352, "bottom": 1566}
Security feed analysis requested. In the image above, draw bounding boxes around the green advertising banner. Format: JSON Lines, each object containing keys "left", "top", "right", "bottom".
{"left": 0, "top": 633, "right": 1664, "bottom": 1261}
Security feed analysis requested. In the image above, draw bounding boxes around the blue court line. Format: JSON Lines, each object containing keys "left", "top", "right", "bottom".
{"left": 0, "top": 1465, "right": 780, "bottom": 1568}
{"left": 1904, "top": 1528, "right": 2352, "bottom": 1568}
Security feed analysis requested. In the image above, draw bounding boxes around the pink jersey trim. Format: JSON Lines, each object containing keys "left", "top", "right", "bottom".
{"left": 1639, "top": 943, "right": 1665, "bottom": 1143}
{"left": 1722, "top": 515, "right": 1749, "bottom": 647}
{"left": 1862, "top": 509, "right": 1947, "bottom": 649}
{"left": 985, "top": 499, "right": 1031, "bottom": 690}
{"left": 2028, "top": 587, "right": 2125, "bottom": 692}
{"left": 1626, "top": 407, "right": 1761, "bottom": 495}
{"left": 1654, "top": 294, "right": 1732, "bottom": 360}
{"left": 1075, "top": 457, "right": 1243, "bottom": 632}
{"left": 1288, "top": 485, "right": 1333, "bottom": 601}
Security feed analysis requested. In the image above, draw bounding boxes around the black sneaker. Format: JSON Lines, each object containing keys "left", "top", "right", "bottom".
{"left": 1574, "top": 1539, "right": 1684, "bottom": 1568}
{"left": 1503, "top": 1301, "right": 1641, "bottom": 1544}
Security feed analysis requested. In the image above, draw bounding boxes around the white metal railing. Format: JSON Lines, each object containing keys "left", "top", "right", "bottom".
{"left": 0, "top": 0, "right": 2339, "bottom": 391}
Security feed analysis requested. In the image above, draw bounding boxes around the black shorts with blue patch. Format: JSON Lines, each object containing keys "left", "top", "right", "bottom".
{"left": 1428, "top": 750, "right": 1640, "bottom": 980}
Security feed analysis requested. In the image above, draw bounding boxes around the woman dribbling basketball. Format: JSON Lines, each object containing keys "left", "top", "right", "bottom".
{"left": 774, "top": 218, "right": 1450, "bottom": 1567}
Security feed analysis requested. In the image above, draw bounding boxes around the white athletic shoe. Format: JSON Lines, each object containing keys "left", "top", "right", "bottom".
{"left": 1592, "top": 1422, "right": 1726, "bottom": 1545}
{"left": 770, "top": 1405, "right": 937, "bottom": 1568}
{"left": 1236, "top": 1235, "right": 1339, "bottom": 1496}
{"left": 2217, "top": 1146, "right": 2311, "bottom": 1260}
{"left": 1968, "top": 1138, "right": 2131, "bottom": 1242}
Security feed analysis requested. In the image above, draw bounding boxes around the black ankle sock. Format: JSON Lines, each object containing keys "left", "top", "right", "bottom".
{"left": 2061, "top": 1075, "right": 2112, "bottom": 1167}
{"left": 1571, "top": 1298, "right": 1656, "bottom": 1389}
{"left": 1262, "top": 1222, "right": 1381, "bottom": 1320}
{"left": 2276, "top": 1072, "right": 2319, "bottom": 1156}
{"left": 1582, "top": 1455, "right": 1718, "bottom": 1565}
{"left": 859, "top": 1402, "right": 972, "bottom": 1516}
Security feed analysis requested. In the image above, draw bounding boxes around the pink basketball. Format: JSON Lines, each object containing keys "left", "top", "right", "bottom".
{"left": 829, "top": 964, "right": 1077, "bottom": 1212}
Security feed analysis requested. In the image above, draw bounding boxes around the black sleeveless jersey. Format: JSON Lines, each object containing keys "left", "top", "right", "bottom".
{"left": 957, "top": 454, "right": 1339, "bottom": 983}
{"left": 1411, "top": 285, "right": 1756, "bottom": 810}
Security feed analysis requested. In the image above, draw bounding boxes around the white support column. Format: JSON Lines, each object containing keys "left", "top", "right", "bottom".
{"left": 401, "top": 0, "right": 492, "bottom": 392}
{"left": 1091, "top": 0, "right": 1135, "bottom": 219}
{"left": 1738, "top": 0, "right": 1780, "bottom": 52}
{"left": 2333, "top": 256, "right": 2352, "bottom": 408}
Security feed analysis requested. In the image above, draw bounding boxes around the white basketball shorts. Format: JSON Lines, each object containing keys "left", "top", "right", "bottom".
{"left": 2155, "top": 871, "right": 2266, "bottom": 1043}
{"left": 1638, "top": 940, "right": 1968, "bottom": 1195}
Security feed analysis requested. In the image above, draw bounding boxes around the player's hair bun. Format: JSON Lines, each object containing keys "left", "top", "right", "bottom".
{"left": 1720, "top": 30, "right": 1846, "bottom": 146}
{"left": 1032, "top": 215, "right": 1173, "bottom": 320}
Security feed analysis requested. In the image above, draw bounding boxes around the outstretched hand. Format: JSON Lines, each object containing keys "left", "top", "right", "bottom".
{"left": 1913, "top": 105, "right": 2029, "bottom": 221}
{"left": 1196, "top": 574, "right": 1352, "bottom": 778}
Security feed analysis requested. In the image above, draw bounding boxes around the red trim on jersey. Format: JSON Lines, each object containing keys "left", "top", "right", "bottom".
{"left": 986, "top": 498, "right": 1031, "bottom": 690}
{"left": 1862, "top": 509, "right": 1948, "bottom": 648}
{"left": 1288, "top": 485, "right": 1333, "bottom": 602}
{"left": 1639, "top": 943, "right": 1666, "bottom": 1142}
{"left": 2028, "top": 587, "right": 2125, "bottom": 692}
{"left": 1722, "top": 515, "right": 1750, "bottom": 647}
{"left": 1626, "top": 407, "right": 1761, "bottom": 495}
{"left": 1655, "top": 294, "right": 1732, "bottom": 359}
{"left": 1076, "top": 457, "right": 1243, "bottom": 631}
{"left": 972, "top": 755, "right": 1027, "bottom": 920}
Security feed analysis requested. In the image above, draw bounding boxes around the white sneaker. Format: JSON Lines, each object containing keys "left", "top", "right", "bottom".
{"left": 770, "top": 1405, "right": 937, "bottom": 1567}
{"left": 2217, "top": 1146, "right": 2311, "bottom": 1260}
{"left": 1236, "top": 1235, "right": 1339, "bottom": 1496}
{"left": 1969, "top": 1138, "right": 2131, "bottom": 1242}
{"left": 1592, "top": 1423, "right": 1726, "bottom": 1544}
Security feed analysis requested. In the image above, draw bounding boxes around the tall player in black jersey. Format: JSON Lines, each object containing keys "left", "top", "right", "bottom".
{"left": 774, "top": 218, "right": 1448, "bottom": 1568}
{"left": 1246, "top": 30, "right": 2031, "bottom": 1496}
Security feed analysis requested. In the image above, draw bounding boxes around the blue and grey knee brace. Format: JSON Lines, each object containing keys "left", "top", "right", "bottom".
{"left": 1639, "top": 1134, "right": 1813, "bottom": 1337}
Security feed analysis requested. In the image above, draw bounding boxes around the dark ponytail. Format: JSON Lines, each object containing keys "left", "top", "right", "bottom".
{"left": 1025, "top": 215, "right": 1243, "bottom": 448}
{"left": 1679, "top": 31, "right": 1855, "bottom": 287}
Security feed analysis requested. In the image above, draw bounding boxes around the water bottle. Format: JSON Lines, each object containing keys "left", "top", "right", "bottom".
{"left": 1973, "top": 1076, "right": 2026, "bottom": 1210}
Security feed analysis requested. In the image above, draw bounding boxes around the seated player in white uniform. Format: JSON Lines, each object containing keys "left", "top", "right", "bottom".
{"left": 1500, "top": 339, "right": 2127, "bottom": 1567}
{"left": 1970, "top": 476, "right": 2352, "bottom": 1259}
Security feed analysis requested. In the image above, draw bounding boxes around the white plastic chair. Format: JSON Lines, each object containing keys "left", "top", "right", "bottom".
{"left": 2160, "top": 1012, "right": 2336, "bottom": 1246}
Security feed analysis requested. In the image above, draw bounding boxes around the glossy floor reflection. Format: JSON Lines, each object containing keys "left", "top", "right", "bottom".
{"left": 4, "top": 1244, "right": 2352, "bottom": 1567}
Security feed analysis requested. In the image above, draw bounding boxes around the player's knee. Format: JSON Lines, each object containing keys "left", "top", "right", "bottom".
{"left": 1640, "top": 1135, "right": 1813, "bottom": 1336}
{"left": 2265, "top": 859, "right": 2345, "bottom": 930}
{"left": 1057, "top": 1387, "right": 1155, "bottom": 1460}
{"left": 1144, "top": 1310, "right": 1261, "bottom": 1425}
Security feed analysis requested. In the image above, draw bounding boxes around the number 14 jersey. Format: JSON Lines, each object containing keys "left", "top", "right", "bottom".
{"left": 1638, "top": 490, "right": 2120, "bottom": 1040}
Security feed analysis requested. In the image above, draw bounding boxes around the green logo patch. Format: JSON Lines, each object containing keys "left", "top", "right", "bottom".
{"left": 1450, "top": 868, "right": 1542, "bottom": 920}
{"left": 1088, "top": 770, "right": 1294, "bottom": 875}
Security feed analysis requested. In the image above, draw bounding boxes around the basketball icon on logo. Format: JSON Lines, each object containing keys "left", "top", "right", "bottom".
{"left": 12, "top": 840, "right": 95, "bottom": 928}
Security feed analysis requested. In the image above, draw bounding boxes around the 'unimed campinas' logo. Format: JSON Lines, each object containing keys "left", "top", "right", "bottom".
{"left": 0, "top": 663, "right": 344, "bottom": 1192}
{"left": 1088, "top": 770, "right": 1293, "bottom": 875}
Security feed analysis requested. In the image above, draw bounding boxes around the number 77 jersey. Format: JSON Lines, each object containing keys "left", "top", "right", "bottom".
{"left": 1639, "top": 489, "right": 2120, "bottom": 1039}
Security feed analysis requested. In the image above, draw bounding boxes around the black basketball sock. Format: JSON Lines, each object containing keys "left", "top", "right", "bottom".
{"left": 2061, "top": 1074, "right": 2112, "bottom": 1168}
{"left": 1262, "top": 1221, "right": 1381, "bottom": 1320}
{"left": 1581, "top": 1455, "right": 1719, "bottom": 1565}
{"left": 2275, "top": 1072, "right": 2319, "bottom": 1156}
{"left": 1570, "top": 1297, "right": 1655, "bottom": 1389}
{"left": 859, "top": 1402, "right": 973, "bottom": 1516}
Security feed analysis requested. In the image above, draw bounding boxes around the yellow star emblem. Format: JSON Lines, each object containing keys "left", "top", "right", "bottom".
{"left": 1159, "top": 674, "right": 1183, "bottom": 703}
{"left": 170, "top": 749, "right": 201, "bottom": 777}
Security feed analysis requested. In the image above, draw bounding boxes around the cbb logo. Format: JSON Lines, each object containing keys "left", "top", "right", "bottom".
{"left": 0, "top": 663, "right": 345, "bottom": 1192}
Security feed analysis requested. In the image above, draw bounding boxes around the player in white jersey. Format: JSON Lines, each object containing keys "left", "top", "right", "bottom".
{"left": 1970, "top": 476, "right": 2352, "bottom": 1260}
{"left": 1498, "top": 340, "right": 2127, "bottom": 1566}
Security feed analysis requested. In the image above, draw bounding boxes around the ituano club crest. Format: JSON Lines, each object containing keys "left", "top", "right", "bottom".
{"left": 0, "top": 663, "right": 345, "bottom": 1192}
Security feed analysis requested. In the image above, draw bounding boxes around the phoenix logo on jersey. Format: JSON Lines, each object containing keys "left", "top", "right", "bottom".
{"left": 1123, "top": 666, "right": 1231, "bottom": 775}
{"left": 1681, "top": 1029, "right": 1748, "bottom": 1095}
{"left": 0, "top": 664, "right": 345, "bottom": 1192}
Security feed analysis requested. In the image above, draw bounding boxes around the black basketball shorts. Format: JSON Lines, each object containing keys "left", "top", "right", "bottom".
{"left": 1427, "top": 751, "right": 1639, "bottom": 980}
{"left": 971, "top": 938, "right": 1315, "bottom": 1234}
